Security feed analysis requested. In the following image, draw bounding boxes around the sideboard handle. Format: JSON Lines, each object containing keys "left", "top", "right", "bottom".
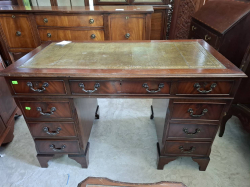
{"left": 16, "top": 31, "right": 21, "bottom": 36}
{"left": 43, "top": 127, "right": 61, "bottom": 136}
{"left": 49, "top": 144, "right": 66, "bottom": 152}
{"left": 125, "top": 33, "right": 130, "bottom": 39}
{"left": 192, "top": 26, "right": 197, "bottom": 31}
{"left": 37, "top": 107, "right": 56, "bottom": 116}
{"left": 27, "top": 82, "right": 49, "bottom": 92}
{"left": 188, "top": 108, "right": 208, "bottom": 118}
{"left": 183, "top": 128, "right": 201, "bottom": 135}
{"left": 142, "top": 83, "right": 164, "bottom": 93}
{"left": 194, "top": 83, "right": 217, "bottom": 94}
{"left": 47, "top": 33, "right": 52, "bottom": 38}
{"left": 91, "top": 34, "right": 96, "bottom": 39}
{"left": 79, "top": 83, "right": 100, "bottom": 93}
{"left": 44, "top": 18, "right": 48, "bottom": 23}
{"left": 179, "top": 146, "right": 196, "bottom": 154}
{"left": 205, "top": 34, "right": 211, "bottom": 41}
{"left": 89, "top": 18, "right": 94, "bottom": 24}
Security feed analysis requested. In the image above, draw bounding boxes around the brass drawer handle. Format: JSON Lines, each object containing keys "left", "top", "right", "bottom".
{"left": 192, "top": 26, "right": 197, "bottom": 31}
{"left": 37, "top": 107, "right": 56, "bottom": 116}
{"left": 188, "top": 108, "right": 208, "bottom": 118}
{"left": 49, "top": 144, "right": 66, "bottom": 152}
{"left": 47, "top": 33, "right": 52, "bottom": 38}
{"left": 89, "top": 19, "right": 94, "bottom": 24}
{"left": 16, "top": 31, "right": 21, "bottom": 36}
{"left": 12, "top": 15, "right": 15, "bottom": 18}
{"left": 27, "top": 82, "right": 49, "bottom": 92}
{"left": 43, "top": 127, "right": 61, "bottom": 136}
{"left": 44, "top": 18, "right": 48, "bottom": 23}
{"left": 91, "top": 34, "right": 96, "bottom": 39}
{"left": 143, "top": 83, "right": 164, "bottom": 93}
{"left": 179, "top": 146, "right": 196, "bottom": 154}
{"left": 194, "top": 83, "right": 217, "bottom": 94}
{"left": 79, "top": 83, "right": 100, "bottom": 93}
{"left": 125, "top": 33, "right": 130, "bottom": 39}
{"left": 183, "top": 128, "right": 201, "bottom": 135}
{"left": 205, "top": 35, "right": 211, "bottom": 41}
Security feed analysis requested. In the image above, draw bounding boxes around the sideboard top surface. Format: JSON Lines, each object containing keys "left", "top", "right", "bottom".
{"left": 0, "top": 40, "right": 246, "bottom": 78}
{"left": 0, "top": 5, "right": 154, "bottom": 14}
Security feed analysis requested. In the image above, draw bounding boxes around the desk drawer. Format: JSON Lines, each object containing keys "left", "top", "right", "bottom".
{"left": 69, "top": 80, "right": 121, "bottom": 95}
{"left": 39, "top": 29, "right": 104, "bottom": 41}
{"left": 189, "top": 21, "right": 218, "bottom": 47}
{"left": 164, "top": 141, "right": 211, "bottom": 156}
{"left": 35, "top": 15, "right": 103, "bottom": 27}
{"left": 35, "top": 140, "right": 80, "bottom": 154}
{"left": 121, "top": 80, "right": 170, "bottom": 94}
{"left": 167, "top": 123, "right": 218, "bottom": 140}
{"left": 28, "top": 122, "right": 76, "bottom": 138}
{"left": 176, "top": 81, "right": 233, "bottom": 96}
{"left": 10, "top": 80, "right": 66, "bottom": 95}
{"left": 171, "top": 101, "right": 225, "bottom": 121}
{"left": 20, "top": 101, "right": 73, "bottom": 120}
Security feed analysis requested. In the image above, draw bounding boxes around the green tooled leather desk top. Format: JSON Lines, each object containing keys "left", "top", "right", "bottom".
{"left": 20, "top": 42, "right": 225, "bottom": 69}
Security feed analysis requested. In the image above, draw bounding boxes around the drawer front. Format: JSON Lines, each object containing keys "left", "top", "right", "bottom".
{"left": 176, "top": 81, "right": 233, "bottom": 96}
{"left": 171, "top": 102, "right": 225, "bottom": 121}
{"left": 167, "top": 123, "right": 218, "bottom": 140}
{"left": 121, "top": 81, "right": 170, "bottom": 94}
{"left": 10, "top": 80, "right": 66, "bottom": 95}
{"left": 35, "top": 15, "right": 103, "bottom": 27}
{"left": 0, "top": 14, "right": 36, "bottom": 48}
{"left": 69, "top": 80, "right": 121, "bottom": 95}
{"left": 20, "top": 101, "right": 73, "bottom": 120}
{"left": 39, "top": 29, "right": 104, "bottom": 41}
{"left": 189, "top": 21, "right": 218, "bottom": 47}
{"left": 109, "top": 14, "right": 145, "bottom": 40}
{"left": 164, "top": 141, "right": 211, "bottom": 156}
{"left": 35, "top": 140, "right": 80, "bottom": 154}
{"left": 28, "top": 122, "right": 76, "bottom": 138}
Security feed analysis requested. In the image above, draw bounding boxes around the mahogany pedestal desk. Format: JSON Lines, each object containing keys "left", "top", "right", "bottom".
{"left": 0, "top": 40, "right": 245, "bottom": 171}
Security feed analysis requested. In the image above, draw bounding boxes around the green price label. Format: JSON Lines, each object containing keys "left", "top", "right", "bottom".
{"left": 25, "top": 107, "right": 31, "bottom": 110}
{"left": 12, "top": 81, "right": 18, "bottom": 85}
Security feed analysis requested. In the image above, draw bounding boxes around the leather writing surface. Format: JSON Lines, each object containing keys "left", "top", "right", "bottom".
{"left": 20, "top": 42, "right": 225, "bottom": 69}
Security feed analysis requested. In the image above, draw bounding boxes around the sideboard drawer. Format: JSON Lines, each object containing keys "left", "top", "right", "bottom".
{"left": 189, "top": 21, "right": 218, "bottom": 47}
{"left": 69, "top": 80, "right": 121, "bottom": 95}
{"left": 171, "top": 101, "right": 225, "bottom": 121}
{"left": 0, "top": 14, "right": 36, "bottom": 48}
{"left": 20, "top": 101, "right": 73, "bottom": 120}
{"left": 167, "top": 123, "right": 218, "bottom": 140}
{"left": 39, "top": 29, "right": 104, "bottom": 41}
{"left": 35, "top": 140, "right": 80, "bottom": 154}
{"left": 35, "top": 15, "right": 103, "bottom": 27}
{"left": 10, "top": 80, "right": 66, "bottom": 95}
{"left": 176, "top": 81, "right": 233, "bottom": 96}
{"left": 164, "top": 141, "right": 211, "bottom": 156}
{"left": 28, "top": 122, "right": 76, "bottom": 138}
{"left": 121, "top": 80, "right": 170, "bottom": 94}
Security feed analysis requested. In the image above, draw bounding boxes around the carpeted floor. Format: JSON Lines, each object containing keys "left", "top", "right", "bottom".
{"left": 0, "top": 99, "right": 249, "bottom": 187}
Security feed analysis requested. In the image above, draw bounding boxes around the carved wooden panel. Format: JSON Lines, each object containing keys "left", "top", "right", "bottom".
{"left": 169, "top": 0, "right": 204, "bottom": 39}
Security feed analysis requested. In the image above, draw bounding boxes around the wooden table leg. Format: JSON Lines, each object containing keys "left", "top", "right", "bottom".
{"left": 192, "top": 157, "right": 210, "bottom": 171}
{"left": 68, "top": 142, "right": 90, "bottom": 168}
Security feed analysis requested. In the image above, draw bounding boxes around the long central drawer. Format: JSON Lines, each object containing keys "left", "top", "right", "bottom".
{"left": 35, "top": 15, "right": 103, "bottom": 27}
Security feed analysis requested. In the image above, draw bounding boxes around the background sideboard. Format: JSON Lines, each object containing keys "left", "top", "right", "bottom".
{"left": 0, "top": 6, "right": 153, "bottom": 65}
